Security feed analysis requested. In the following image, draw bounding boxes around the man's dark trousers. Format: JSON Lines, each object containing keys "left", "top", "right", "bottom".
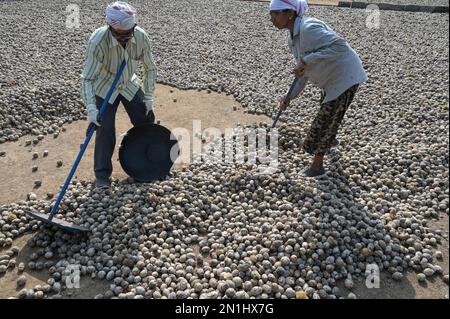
{"left": 94, "top": 88, "right": 155, "bottom": 182}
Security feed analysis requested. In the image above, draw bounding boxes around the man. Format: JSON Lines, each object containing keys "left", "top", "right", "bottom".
{"left": 269, "top": 0, "right": 368, "bottom": 177}
{"left": 81, "top": 1, "right": 157, "bottom": 188}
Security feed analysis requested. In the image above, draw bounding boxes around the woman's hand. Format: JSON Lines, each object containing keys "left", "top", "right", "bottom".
{"left": 292, "top": 58, "right": 306, "bottom": 78}
{"left": 279, "top": 95, "right": 291, "bottom": 111}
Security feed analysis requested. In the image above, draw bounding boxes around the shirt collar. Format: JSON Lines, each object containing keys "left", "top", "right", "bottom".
{"left": 108, "top": 28, "right": 136, "bottom": 48}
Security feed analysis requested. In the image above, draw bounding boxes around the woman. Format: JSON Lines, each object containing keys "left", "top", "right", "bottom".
{"left": 269, "top": 0, "right": 368, "bottom": 177}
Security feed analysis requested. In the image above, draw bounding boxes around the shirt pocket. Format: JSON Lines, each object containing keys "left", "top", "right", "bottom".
{"left": 127, "top": 42, "right": 141, "bottom": 61}
{"left": 129, "top": 52, "right": 141, "bottom": 61}
{"left": 131, "top": 50, "right": 141, "bottom": 62}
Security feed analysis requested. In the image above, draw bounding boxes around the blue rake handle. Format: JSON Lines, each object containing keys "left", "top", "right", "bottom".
{"left": 48, "top": 60, "right": 127, "bottom": 221}
{"left": 271, "top": 77, "right": 300, "bottom": 129}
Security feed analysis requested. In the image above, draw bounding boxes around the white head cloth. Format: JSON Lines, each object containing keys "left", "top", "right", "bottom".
{"left": 106, "top": 1, "right": 137, "bottom": 30}
{"left": 269, "top": 0, "right": 309, "bottom": 16}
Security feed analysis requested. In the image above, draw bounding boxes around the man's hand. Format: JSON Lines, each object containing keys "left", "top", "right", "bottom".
{"left": 87, "top": 104, "right": 101, "bottom": 126}
{"left": 144, "top": 99, "right": 155, "bottom": 123}
{"left": 86, "top": 104, "right": 101, "bottom": 137}
{"left": 279, "top": 95, "right": 291, "bottom": 111}
{"left": 144, "top": 99, "right": 153, "bottom": 116}
{"left": 292, "top": 58, "right": 306, "bottom": 78}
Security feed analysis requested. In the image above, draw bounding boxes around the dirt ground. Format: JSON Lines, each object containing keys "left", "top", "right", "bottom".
{"left": 0, "top": 84, "right": 270, "bottom": 204}
{"left": 338, "top": 215, "right": 449, "bottom": 299}
{"left": 0, "top": 234, "right": 110, "bottom": 299}
{"left": 1, "top": 219, "right": 447, "bottom": 299}
{"left": 0, "top": 85, "right": 448, "bottom": 299}
{"left": 0, "top": 84, "right": 271, "bottom": 299}
{"left": 242, "top": 0, "right": 340, "bottom": 6}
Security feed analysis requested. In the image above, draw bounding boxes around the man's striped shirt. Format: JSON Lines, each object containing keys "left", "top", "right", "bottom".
{"left": 81, "top": 25, "right": 157, "bottom": 107}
